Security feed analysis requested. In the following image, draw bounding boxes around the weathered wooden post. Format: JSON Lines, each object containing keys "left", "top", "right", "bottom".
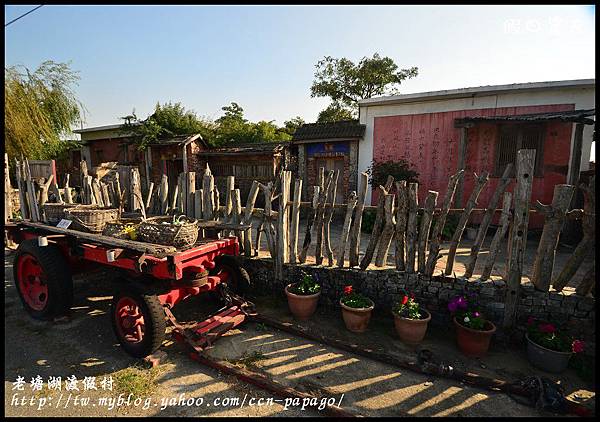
{"left": 130, "top": 168, "right": 143, "bottom": 212}
{"left": 324, "top": 170, "right": 340, "bottom": 267}
{"left": 424, "top": 170, "right": 464, "bottom": 277}
{"left": 15, "top": 160, "right": 30, "bottom": 220}
{"left": 93, "top": 177, "right": 105, "bottom": 207}
{"left": 315, "top": 171, "right": 334, "bottom": 266}
{"left": 231, "top": 188, "right": 243, "bottom": 248}
{"left": 24, "top": 158, "right": 40, "bottom": 221}
{"left": 275, "top": 171, "right": 292, "bottom": 278}
{"left": 223, "top": 175, "right": 235, "bottom": 236}
{"left": 186, "top": 172, "right": 196, "bottom": 218}
{"left": 348, "top": 172, "right": 368, "bottom": 268}
{"left": 145, "top": 182, "right": 154, "bottom": 211}
{"left": 299, "top": 186, "right": 320, "bottom": 264}
{"left": 336, "top": 191, "right": 358, "bottom": 268}
{"left": 575, "top": 264, "right": 595, "bottom": 297}
{"left": 445, "top": 171, "right": 489, "bottom": 275}
{"left": 464, "top": 164, "right": 513, "bottom": 278}
{"left": 394, "top": 181, "right": 408, "bottom": 271}
{"left": 242, "top": 180, "right": 260, "bottom": 257}
{"left": 405, "top": 182, "right": 419, "bottom": 274}
{"left": 63, "top": 174, "right": 73, "bottom": 204}
{"left": 503, "top": 149, "right": 535, "bottom": 329}
{"left": 360, "top": 176, "right": 394, "bottom": 270}
{"left": 5, "top": 154, "right": 13, "bottom": 223}
{"left": 202, "top": 165, "right": 214, "bottom": 220}
{"left": 159, "top": 174, "right": 169, "bottom": 215}
{"left": 260, "top": 182, "right": 277, "bottom": 259}
{"left": 417, "top": 191, "right": 438, "bottom": 274}
{"left": 481, "top": 192, "right": 512, "bottom": 281}
{"left": 101, "top": 183, "right": 111, "bottom": 207}
{"left": 530, "top": 184, "right": 575, "bottom": 291}
{"left": 374, "top": 193, "right": 396, "bottom": 267}
{"left": 289, "top": 179, "right": 303, "bottom": 264}
{"left": 552, "top": 176, "right": 595, "bottom": 292}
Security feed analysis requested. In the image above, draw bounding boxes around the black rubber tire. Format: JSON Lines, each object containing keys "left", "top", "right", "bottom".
{"left": 13, "top": 239, "right": 73, "bottom": 320}
{"left": 211, "top": 255, "right": 251, "bottom": 296}
{"left": 110, "top": 283, "right": 167, "bottom": 359}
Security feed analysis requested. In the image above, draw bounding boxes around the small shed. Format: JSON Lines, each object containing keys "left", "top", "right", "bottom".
{"left": 292, "top": 120, "right": 365, "bottom": 203}
{"left": 197, "top": 142, "right": 290, "bottom": 207}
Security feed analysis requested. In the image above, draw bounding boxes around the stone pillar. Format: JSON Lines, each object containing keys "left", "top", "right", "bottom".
{"left": 349, "top": 139, "right": 359, "bottom": 193}
{"left": 297, "top": 144, "right": 307, "bottom": 198}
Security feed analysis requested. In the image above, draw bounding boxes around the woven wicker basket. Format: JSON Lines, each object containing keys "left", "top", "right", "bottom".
{"left": 102, "top": 218, "right": 143, "bottom": 240}
{"left": 65, "top": 205, "right": 119, "bottom": 233}
{"left": 43, "top": 203, "right": 78, "bottom": 224}
{"left": 137, "top": 215, "right": 198, "bottom": 249}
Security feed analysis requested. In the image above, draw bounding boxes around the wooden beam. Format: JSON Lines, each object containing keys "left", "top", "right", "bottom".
{"left": 348, "top": 172, "right": 368, "bottom": 268}
{"left": 454, "top": 127, "right": 468, "bottom": 207}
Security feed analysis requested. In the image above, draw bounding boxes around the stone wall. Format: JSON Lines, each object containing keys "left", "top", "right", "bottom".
{"left": 242, "top": 257, "right": 595, "bottom": 356}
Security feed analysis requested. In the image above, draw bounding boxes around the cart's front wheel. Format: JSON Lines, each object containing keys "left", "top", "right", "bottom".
{"left": 210, "top": 255, "right": 251, "bottom": 297}
{"left": 110, "top": 285, "right": 166, "bottom": 358}
{"left": 13, "top": 239, "right": 73, "bottom": 320}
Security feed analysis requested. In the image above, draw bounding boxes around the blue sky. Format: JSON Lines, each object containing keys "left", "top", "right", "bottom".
{"left": 4, "top": 5, "right": 596, "bottom": 130}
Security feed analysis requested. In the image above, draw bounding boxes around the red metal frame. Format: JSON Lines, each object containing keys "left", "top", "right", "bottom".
{"left": 8, "top": 225, "right": 240, "bottom": 310}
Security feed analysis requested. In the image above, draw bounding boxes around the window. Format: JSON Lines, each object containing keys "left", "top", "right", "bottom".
{"left": 495, "top": 124, "right": 544, "bottom": 176}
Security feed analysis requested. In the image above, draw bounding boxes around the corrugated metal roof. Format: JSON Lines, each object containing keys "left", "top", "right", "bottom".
{"left": 359, "top": 79, "right": 595, "bottom": 107}
{"left": 292, "top": 120, "right": 365, "bottom": 141}
{"left": 455, "top": 108, "right": 595, "bottom": 126}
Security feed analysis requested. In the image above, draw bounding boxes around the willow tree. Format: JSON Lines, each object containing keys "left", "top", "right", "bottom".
{"left": 5, "top": 60, "right": 84, "bottom": 160}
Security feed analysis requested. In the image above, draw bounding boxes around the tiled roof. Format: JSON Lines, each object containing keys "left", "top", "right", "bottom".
{"left": 455, "top": 109, "right": 595, "bottom": 126}
{"left": 292, "top": 120, "right": 366, "bottom": 141}
{"left": 198, "top": 141, "right": 289, "bottom": 156}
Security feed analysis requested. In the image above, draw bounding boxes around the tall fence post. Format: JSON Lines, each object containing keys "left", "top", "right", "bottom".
{"left": 503, "top": 149, "right": 535, "bottom": 329}
{"left": 417, "top": 191, "right": 438, "bottom": 274}
{"left": 337, "top": 191, "right": 358, "bottom": 268}
{"left": 405, "top": 182, "right": 419, "bottom": 274}
{"left": 289, "top": 179, "right": 303, "bottom": 264}
{"left": 394, "top": 181, "right": 408, "bottom": 271}
{"left": 445, "top": 171, "right": 489, "bottom": 275}
{"left": 530, "top": 184, "right": 575, "bottom": 292}
{"left": 348, "top": 172, "right": 368, "bottom": 268}
{"left": 481, "top": 191, "right": 512, "bottom": 281}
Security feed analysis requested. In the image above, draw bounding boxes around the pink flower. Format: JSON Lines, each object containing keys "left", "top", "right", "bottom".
{"left": 527, "top": 317, "right": 535, "bottom": 326}
{"left": 448, "top": 301, "right": 458, "bottom": 312}
{"left": 539, "top": 323, "right": 556, "bottom": 334}
{"left": 344, "top": 286, "right": 353, "bottom": 295}
{"left": 474, "top": 311, "right": 481, "bottom": 318}
{"left": 572, "top": 340, "right": 585, "bottom": 354}
{"left": 456, "top": 296, "right": 467, "bottom": 310}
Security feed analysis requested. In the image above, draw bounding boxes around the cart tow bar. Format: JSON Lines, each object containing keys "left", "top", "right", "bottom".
{"left": 164, "top": 283, "right": 256, "bottom": 354}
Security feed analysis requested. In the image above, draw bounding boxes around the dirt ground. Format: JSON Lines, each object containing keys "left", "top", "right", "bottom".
{"left": 4, "top": 248, "right": 595, "bottom": 417}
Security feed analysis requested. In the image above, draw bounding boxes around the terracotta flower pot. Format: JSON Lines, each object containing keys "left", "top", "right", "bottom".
{"left": 453, "top": 316, "right": 496, "bottom": 358}
{"left": 526, "top": 333, "right": 572, "bottom": 373}
{"left": 285, "top": 284, "right": 320, "bottom": 321}
{"left": 393, "top": 309, "right": 431, "bottom": 345}
{"left": 340, "top": 299, "right": 374, "bottom": 333}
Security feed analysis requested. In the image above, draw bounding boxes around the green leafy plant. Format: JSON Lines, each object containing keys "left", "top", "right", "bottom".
{"left": 366, "top": 158, "right": 419, "bottom": 189}
{"left": 361, "top": 209, "right": 377, "bottom": 233}
{"left": 448, "top": 293, "right": 487, "bottom": 331}
{"left": 341, "top": 285, "right": 372, "bottom": 309}
{"left": 289, "top": 270, "right": 321, "bottom": 295}
{"left": 393, "top": 293, "right": 424, "bottom": 320}
{"left": 527, "top": 317, "right": 585, "bottom": 354}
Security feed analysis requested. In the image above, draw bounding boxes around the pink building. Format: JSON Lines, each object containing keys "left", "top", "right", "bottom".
{"left": 358, "top": 79, "right": 595, "bottom": 228}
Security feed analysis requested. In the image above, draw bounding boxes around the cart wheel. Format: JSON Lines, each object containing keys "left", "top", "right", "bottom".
{"left": 110, "top": 284, "right": 167, "bottom": 358}
{"left": 13, "top": 239, "right": 73, "bottom": 320}
{"left": 210, "top": 255, "right": 251, "bottom": 296}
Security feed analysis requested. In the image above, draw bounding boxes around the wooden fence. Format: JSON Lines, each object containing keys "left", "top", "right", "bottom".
{"left": 5, "top": 151, "right": 596, "bottom": 326}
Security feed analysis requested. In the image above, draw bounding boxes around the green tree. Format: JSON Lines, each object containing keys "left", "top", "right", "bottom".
{"left": 282, "top": 116, "right": 305, "bottom": 136}
{"left": 5, "top": 60, "right": 84, "bottom": 160}
{"left": 316, "top": 103, "right": 356, "bottom": 123}
{"left": 212, "top": 102, "right": 291, "bottom": 146}
{"left": 311, "top": 53, "right": 418, "bottom": 121}
{"left": 121, "top": 102, "right": 215, "bottom": 149}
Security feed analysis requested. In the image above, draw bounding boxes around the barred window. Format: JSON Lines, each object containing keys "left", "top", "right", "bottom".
{"left": 495, "top": 124, "right": 544, "bottom": 176}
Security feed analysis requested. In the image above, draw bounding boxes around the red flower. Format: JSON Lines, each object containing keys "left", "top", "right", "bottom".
{"left": 343, "top": 285, "right": 353, "bottom": 295}
{"left": 572, "top": 340, "right": 585, "bottom": 353}
{"left": 539, "top": 323, "right": 556, "bottom": 334}
{"left": 410, "top": 293, "right": 415, "bottom": 300}
{"left": 402, "top": 295, "right": 409, "bottom": 305}
{"left": 527, "top": 317, "right": 535, "bottom": 326}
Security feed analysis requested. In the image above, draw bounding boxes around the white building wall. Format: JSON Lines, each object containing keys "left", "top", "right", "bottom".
{"left": 358, "top": 85, "right": 595, "bottom": 203}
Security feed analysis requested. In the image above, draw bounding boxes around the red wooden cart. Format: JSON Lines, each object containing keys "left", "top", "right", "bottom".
{"left": 6, "top": 220, "right": 255, "bottom": 358}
